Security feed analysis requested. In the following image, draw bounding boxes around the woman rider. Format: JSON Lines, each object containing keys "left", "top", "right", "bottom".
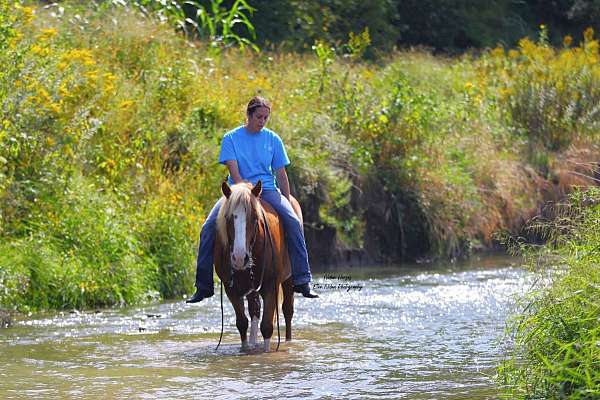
{"left": 187, "top": 96, "right": 319, "bottom": 303}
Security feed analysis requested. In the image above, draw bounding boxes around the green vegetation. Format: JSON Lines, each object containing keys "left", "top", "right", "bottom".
{"left": 499, "top": 188, "right": 600, "bottom": 399}
{"left": 1, "top": 2, "right": 599, "bottom": 312}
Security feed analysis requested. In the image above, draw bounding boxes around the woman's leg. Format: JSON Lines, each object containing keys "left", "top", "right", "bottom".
{"left": 191, "top": 197, "right": 224, "bottom": 297}
{"left": 260, "top": 190, "right": 312, "bottom": 286}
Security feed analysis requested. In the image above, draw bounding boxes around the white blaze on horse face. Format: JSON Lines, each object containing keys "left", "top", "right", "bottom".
{"left": 231, "top": 203, "right": 248, "bottom": 270}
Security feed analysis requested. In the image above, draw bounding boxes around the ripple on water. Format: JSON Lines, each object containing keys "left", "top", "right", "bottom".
{"left": 0, "top": 259, "right": 531, "bottom": 399}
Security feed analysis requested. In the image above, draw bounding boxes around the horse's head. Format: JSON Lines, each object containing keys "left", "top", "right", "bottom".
{"left": 217, "top": 180, "right": 263, "bottom": 271}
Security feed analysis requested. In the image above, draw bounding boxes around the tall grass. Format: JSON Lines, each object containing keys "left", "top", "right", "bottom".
{"left": 1, "top": 2, "right": 599, "bottom": 311}
{"left": 499, "top": 188, "right": 600, "bottom": 398}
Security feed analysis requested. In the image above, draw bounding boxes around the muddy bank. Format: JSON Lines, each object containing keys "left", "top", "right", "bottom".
{"left": 305, "top": 152, "right": 600, "bottom": 268}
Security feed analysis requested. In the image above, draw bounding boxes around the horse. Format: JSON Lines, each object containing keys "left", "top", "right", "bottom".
{"left": 214, "top": 180, "right": 301, "bottom": 352}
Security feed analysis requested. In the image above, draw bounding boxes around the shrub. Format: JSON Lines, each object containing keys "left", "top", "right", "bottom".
{"left": 480, "top": 27, "right": 600, "bottom": 153}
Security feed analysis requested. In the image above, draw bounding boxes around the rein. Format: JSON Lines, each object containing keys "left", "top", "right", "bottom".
{"left": 216, "top": 279, "right": 224, "bottom": 351}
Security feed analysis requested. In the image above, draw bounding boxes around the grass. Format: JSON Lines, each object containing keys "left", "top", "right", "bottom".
{"left": 499, "top": 188, "right": 600, "bottom": 398}
{"left": 1, "top": 2, "right": 599, "bottom": 311}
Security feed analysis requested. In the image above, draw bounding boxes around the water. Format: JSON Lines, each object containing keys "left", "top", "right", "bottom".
{"left": 0, "top": 254, "right": 531, "bottom": 399}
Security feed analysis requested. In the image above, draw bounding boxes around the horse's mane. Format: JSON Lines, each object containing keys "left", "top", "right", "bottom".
{"left": 216, "top": 183, "right": 262, "bottom": 247}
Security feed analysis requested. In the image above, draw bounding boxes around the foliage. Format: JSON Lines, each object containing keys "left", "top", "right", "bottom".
{"left": 394, "top": 0, "right": 528, "bottom": 50}
{"left": 248, "top": 0, "right": 397, "bottom": 54}
{"left": 0, "top": 2, "right": 208, "bottom": 311}
{"left": 499, "top": 188, "right": 600, "bottom": 399}
{"left": 192, "top": 0, "right": 258, "bottom": 52}
{"left": 110, "top": 0, "right": 258, "bottom": 51}
{"left": 0, "top": 175, "right": 158, "bottom": 311}
{"left": 1, "top": 2, "right": 599, "bottom": 311}
{"left": 345, "top": 28, "right": 371, "bottom": 61}
{"left": 246, "top": 0, "right": 600, "bottom": 53}
{"left": 479, "top": 26, "right": 600, "bottom": 156}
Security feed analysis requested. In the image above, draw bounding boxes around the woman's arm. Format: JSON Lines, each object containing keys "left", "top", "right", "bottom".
{"left": 225, "top": 160, "right": 244, "bottom": 184}
{"left": 275, "top": 167, "right": 291, "bottom": 200}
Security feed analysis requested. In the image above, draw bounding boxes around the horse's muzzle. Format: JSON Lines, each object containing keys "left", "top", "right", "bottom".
{"left": 231, "top": 252, "right": 252, "bottom": 271}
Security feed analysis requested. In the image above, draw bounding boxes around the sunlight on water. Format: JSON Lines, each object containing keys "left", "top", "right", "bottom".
{"left": 0, "top": 254, "right": 530, "bottom": 399}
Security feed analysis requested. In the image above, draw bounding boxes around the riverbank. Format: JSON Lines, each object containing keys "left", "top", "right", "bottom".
{"left": 1, "top": 3, "right": 599, "bottom": 312}
{"left": 499, "top": 188, "right": 600, "bottom": 398}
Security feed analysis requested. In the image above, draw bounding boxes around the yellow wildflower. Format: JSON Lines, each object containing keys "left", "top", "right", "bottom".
{"left": 39, "top": 28, "right": 58, "bottom": 41}
{"left": 490, "top": 46, "right": 504, "bottom": 59}
{"left": 563, "top": 35, "right": 573, "bottom": 47}
{"left": 59, "top": 83, "right": 70, "bottom": 97}
{"left": 61, "top": 49, "right": 96, "bottom": 66}
{"left": 18, "top": 6, "right": 36, "bottom": 24}
{"left": 86, "top": 70, "right": 98, "bottom": 81}
{"left": 8, "top": 32, "right": 23, "bottom": 49}
{"left": 47, "top": 102, "right": 61, "bottom": 114}
{"left": 499, "top": 88, "right": 512, "bottom": 99}
{"left": 103, "top": 73, "right": 117, "bottom": 94}
{"left": 584, "top": 27, "right": 595, "bottom": 43}
{"left": 30, "top": 44, "right": 48, "bottom": 56}
{"left": 120, "top": 100, "right": 135, "bottom": 109}
{"left": 103, "top": 72, "right": 116, "bottom": 83}
{"left": 36, "top": 87, "right": 51, "bottom": 103}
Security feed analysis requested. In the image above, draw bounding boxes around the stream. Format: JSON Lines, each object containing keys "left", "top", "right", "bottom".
{"left": 0, "top": 254, "right": 531, "bottom": 399}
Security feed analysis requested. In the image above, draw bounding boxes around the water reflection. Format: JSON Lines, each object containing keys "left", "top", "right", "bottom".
{"left": 0, "top": 254, "right": 529, "bottom": 399}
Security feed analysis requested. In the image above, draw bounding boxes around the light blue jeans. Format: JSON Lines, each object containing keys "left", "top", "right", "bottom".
{"left": 194, "top": 189, "right": 312, "bottom": 293}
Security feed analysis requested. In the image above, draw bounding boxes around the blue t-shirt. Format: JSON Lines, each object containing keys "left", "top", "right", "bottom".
{"left": 218, "top": 126, "right": 290, "bottom": 191}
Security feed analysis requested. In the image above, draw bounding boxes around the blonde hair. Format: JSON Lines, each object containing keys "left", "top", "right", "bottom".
{"left": 216, "top": 183, "right": 263, "bottom": 247}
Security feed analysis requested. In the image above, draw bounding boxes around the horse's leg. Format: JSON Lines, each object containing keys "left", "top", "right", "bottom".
{"left": 282, "top": 277, "right": 294, "bottom": 341}
{"left": 247, "top": 292, "right": 261, "bottom": 348}
{"left": 260, "top": 287, "right": 277, "bottom": 352}
{"left": 226, "top": 290, "right": 249, "bottom": 351}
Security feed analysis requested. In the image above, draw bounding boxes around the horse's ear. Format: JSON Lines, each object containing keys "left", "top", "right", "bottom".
{"left": 222, "top": 180, "right": 232, "bottom": 199}
{"left": 251, "top": 180, "right": 262, "bottom": 197}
